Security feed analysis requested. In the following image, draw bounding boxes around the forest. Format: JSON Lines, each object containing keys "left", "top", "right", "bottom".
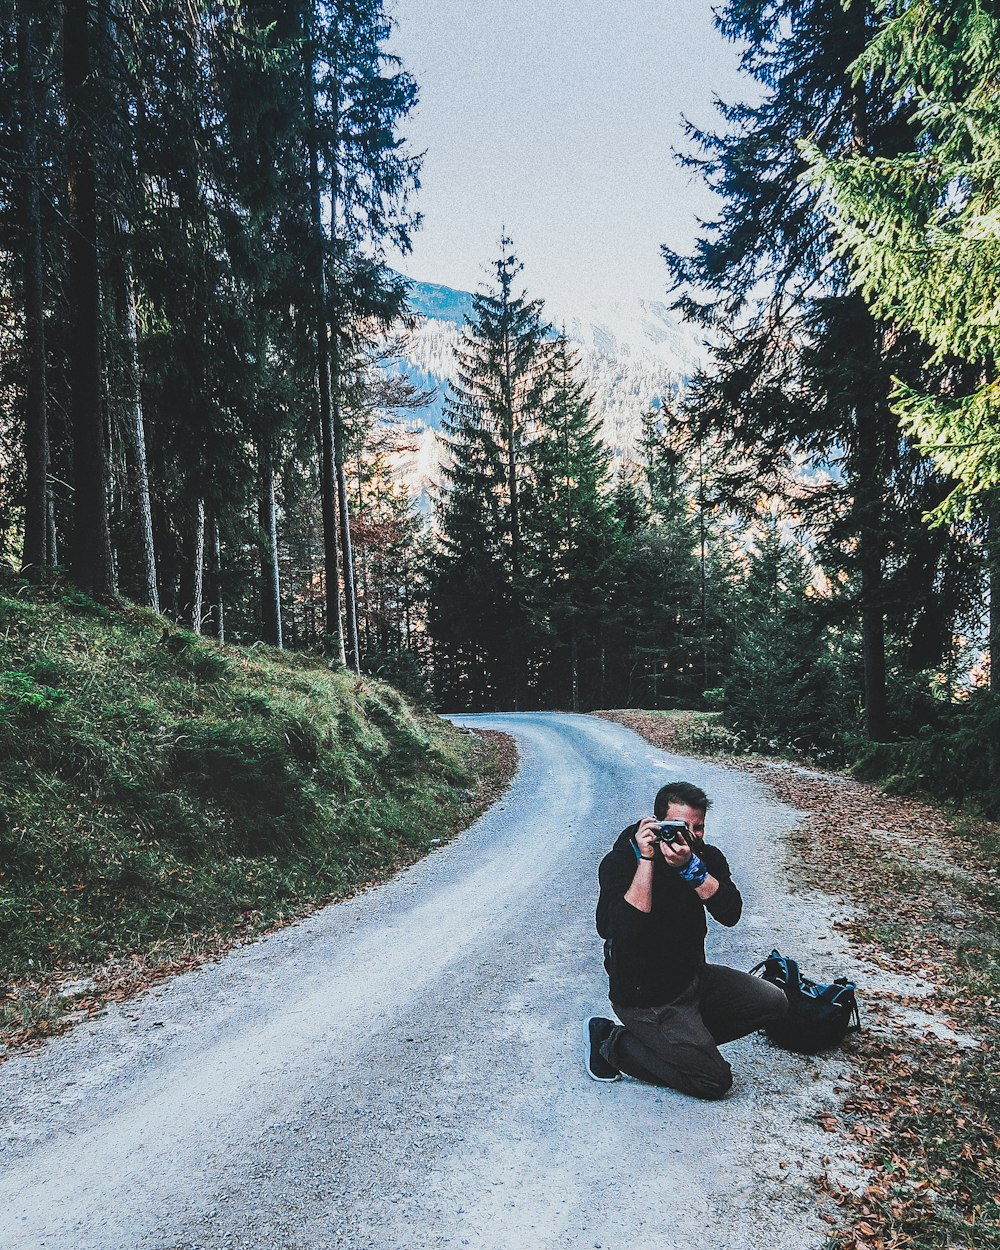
{"left": 1, "top": 0, "right": 998, "bottom": 806}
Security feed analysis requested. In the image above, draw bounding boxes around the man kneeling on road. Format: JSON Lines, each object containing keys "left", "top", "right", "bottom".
{"left": 587, "top": 781, "right": 786, "bottom": 1098}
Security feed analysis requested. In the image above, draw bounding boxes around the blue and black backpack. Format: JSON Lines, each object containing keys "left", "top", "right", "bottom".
{"left": 750, "top": 950, "right": 861, "bottom": 1054}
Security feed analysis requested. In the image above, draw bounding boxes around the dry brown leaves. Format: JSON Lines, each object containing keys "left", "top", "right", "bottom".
{"left": 598, "top": 709, "right": 1000, "bottom": 1250}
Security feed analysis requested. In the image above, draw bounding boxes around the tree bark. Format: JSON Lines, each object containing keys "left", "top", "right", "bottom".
{"left": 305, "top": 22, "right": 345, "bottom": 663}
{"left": 207, "top": 513, "right": 224, "bottom": 643}
{"left": 181, "top": 499, "right": 205, "bottom": 633}
{"left": 855, "top": 394, "right": 889, "bottom": 741}
{"left": 47, "top": 495, "right": 58, "bottom": 566}
{"left": 332, "top": 330, "right": 360, "bottom": 670}
{"left": 17, "top": 3, "right": 49, "bottom": 582}
{"left": 501, "top": 320, "right": 527, "bottom": 709}
{"left": 258, "top": 435, "right": 283, "bottom": 648}
{"left": 116, "top": 243, "right": 158, "bottom": 610}
{"left": 847, "top": 14, "right": 889, "bottom": 742}
{"left": 63, "top": 0, "right": 114, "bottom": 597}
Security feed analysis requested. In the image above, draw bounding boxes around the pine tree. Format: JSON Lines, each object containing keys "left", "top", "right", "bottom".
{"left": 664, "top": 0, "right": 949, "bottom": 742}
{"left": 0, "top": 0, "right": 430, "bottom": 658}
{"left": 214, "top": 0, "right": 314, "bottom": 647}
{"left": 806, "top": 0, "right": 1000, "bottom": 514}
{"left": 522, "top": 334, "right": 617, "bottom": 709}
{"left": 722, "top": 518, "right": 843, "bottom": 755}
{"left": 430, "top": 240, "right": 549, "bottom": 710}
{"left": 604, "top": 413, "right": 708, "bottom": 708}
{"left": 307, "top": 0, "right": 420, "bottom": 670}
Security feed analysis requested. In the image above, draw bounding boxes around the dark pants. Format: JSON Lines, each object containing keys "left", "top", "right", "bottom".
{"left": 603, "top": 964, "right": 787, "bottom": 1100}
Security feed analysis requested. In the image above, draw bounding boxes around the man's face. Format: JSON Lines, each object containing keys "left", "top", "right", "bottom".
{"left": 664, "top": 802, "right": 706, "bottom": 843}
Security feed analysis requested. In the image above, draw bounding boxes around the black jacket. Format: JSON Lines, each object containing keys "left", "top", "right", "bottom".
{"left": 596, "top": 824, "right": 743, "bottom": 1007}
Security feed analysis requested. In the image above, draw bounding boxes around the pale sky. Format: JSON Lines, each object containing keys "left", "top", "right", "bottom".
{"left": 386, "top": 0, "right": 750, "bottom": 318}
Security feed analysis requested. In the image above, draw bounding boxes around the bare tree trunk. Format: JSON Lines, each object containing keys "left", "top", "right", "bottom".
{"left": 47, "top": 495, "right": 58, "bottom": 565}
{"left": 305, "top": 24, "right": 345, "bottom": 664}
{"left": 207, "top": 513, "right": 224, "bottom": 643}
{"left": 854, "top": 337, "right": 890, "bottom": 743}
{"left": 501, "top": 320, "right": 527, "bottom": 709}
{"left": 332, "top": 330, "right": 360, "bottom": 671}
{"left": 318, "top": 360, "right": 344, "bottom": 659}
{"left": 116, "top": 240, "right": 158, "bottom": 610}
{"left": 258, "top": 435, "right": 283, "bottom": 648}
{"left": 181, "top": 499, "right": 205, "bottom": 632}
{"left": 18, "top": 2, "right": 49, "bottom": 582}
{"left": 63, "top": 0, "right": 114, "bottom": 597}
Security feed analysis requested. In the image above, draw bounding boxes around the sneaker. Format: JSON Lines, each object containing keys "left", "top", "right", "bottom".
{"left": 584, "top": 1016, "right": 621, "bottom": 1082}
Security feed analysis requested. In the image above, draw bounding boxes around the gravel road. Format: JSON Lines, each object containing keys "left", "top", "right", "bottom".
{"left": 0, "top": 712, "right": 859, "bottom": 1250}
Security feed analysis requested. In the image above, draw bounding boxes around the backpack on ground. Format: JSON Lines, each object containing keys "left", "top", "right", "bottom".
{"left": 749, "top": 949, "right": 861, "bottom": 1054}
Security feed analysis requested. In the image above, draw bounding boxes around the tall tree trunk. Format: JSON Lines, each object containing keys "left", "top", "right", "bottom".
{"left": 115, "top": 242, "right": 158, "bottom": 610}
{"left": 258, "top": 434, "right": 283, "bottom": 648}
{"left": 18, "top": 3, "right": 49, "bottom": 582}
{"left": 181, "top": 499, "right": 205, "bottom": 632}
{"left": 332, "top": 332, "right": 360, "bottom": 671}
{"left": 855, "top": 398, "right": 889, "bottom": 741}
{"left": 63, "top": 0, "right": 114, "bottom": 597}
{"left": 320, "top": 1, "right": 360, "bottom": 673}
{"left": 47, "top": 495, "right": 58, "bottom": 566}
{"left": 306, "top": 26, "right": 345, "bottom": 663}
{"left": 305, "top": 521, "right": 317, "bottom": 646}
{"left": 985, "top": 503, "right": 1000, "bottom": 785}
{"left": 847, "top": 20, "right": 889, "bottom": 743}
{"left": 502, "top": 332, "right": 527, "bottom": 709}
{"left": 207, "top": 513, "right": 224, "bottom": 643}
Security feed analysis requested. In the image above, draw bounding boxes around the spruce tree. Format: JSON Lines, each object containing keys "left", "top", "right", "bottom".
{"left": 664, "top": 0, "right": 947, "bottom": 741}
{"left": 307, "top": 0, "right": 420, "bottom": 670}
{"left": 604, "top": 412, "right": 708, "bottom": 708}
{"left": 723, "top": 519, "right": 843, "bottom": 755}
{"left": 430, "top": 240, "right": 549, "bottom": 710}
{"left": 522, "top": 334, "right": 617, "bottom": 710}
{"left": 807, "top": 0, "right": 1000, "bottom": 513}
{"left": 214, "top": 0, "right": 313, "bottom": 647}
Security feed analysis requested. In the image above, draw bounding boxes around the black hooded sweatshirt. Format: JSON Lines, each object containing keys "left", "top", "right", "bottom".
{"left": 596, "top": 823, "right": 743, "bottom": 1007}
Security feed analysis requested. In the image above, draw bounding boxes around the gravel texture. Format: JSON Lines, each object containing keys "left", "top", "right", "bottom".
{"left": 0, "top": 712, "right": 860, "bottom": 1250}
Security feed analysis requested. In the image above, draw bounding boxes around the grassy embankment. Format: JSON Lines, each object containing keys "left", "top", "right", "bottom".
{"left": 598, "top": 709, "right": 999, "bottom": 1250}
{"left": 0, "top": 580, "right": 513, "bottom": 1052}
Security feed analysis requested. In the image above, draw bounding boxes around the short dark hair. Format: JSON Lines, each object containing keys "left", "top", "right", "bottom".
{"left": 654, "top": 781, "right": 711, "bottom": 819}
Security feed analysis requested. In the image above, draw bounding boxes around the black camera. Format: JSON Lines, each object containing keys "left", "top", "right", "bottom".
{"left": 653, "top": 819, "right": 690, "bottom": 847}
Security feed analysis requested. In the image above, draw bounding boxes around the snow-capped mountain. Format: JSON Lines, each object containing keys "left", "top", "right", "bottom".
{"left": 386, "top": 276, "right": 706, "bottom": 498}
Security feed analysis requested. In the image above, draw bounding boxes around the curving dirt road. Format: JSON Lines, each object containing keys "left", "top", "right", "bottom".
{"left": 0, "top": 713, "right": 859, "bottom": 1250}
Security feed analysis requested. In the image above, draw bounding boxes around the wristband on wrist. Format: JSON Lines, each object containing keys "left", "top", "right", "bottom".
{"left": 632, "top": 838, "right": 656, "bottom": 863}
{"left": 678, "top": 853, "right": 708, "bottom": 887}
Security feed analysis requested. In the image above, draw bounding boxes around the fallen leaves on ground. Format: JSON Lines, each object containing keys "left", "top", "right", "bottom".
{"left": 599, "top": 709, "right": 1000, "bottom": 1250}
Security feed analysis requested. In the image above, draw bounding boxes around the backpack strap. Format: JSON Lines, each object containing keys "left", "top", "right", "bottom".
{"left": 780, "top": 955, "right": 804, "bottom": 993}
{"left": 833, "top": 977, "right": 862, "bottom": 1031}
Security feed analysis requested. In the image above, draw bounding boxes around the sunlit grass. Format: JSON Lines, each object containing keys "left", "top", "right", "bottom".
{"left": 0, "top": 580, "right": 497, "bottom": 1020}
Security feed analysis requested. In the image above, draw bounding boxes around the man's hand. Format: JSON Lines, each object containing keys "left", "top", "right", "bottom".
{"left": 657, "top": 821, "right": 718, "bottom": 899}
{"left": 634, "top": 817, "right": 661, "bottom": 861}
{"left": 657, "top": 831, "right": 693, "bottom": 869}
